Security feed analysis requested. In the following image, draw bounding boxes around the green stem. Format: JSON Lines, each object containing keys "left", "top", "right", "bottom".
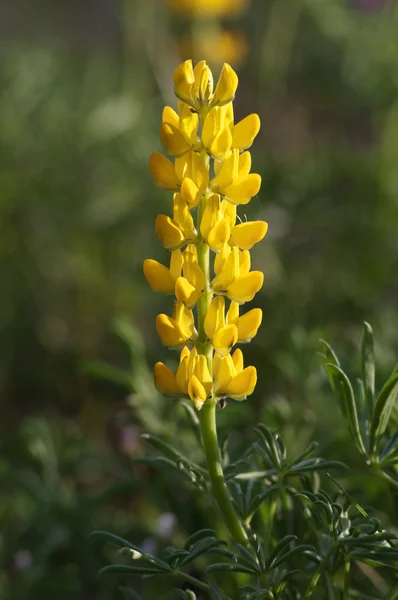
{"left": 195, "top": 170, "right": 249, "bottom": 547}
{"left": 175, "top": 569, "right": 211, "bottom": 594}
{"left": 343, "top": 555, "right": 350, "bottom": 600}
{"left": 199, "top": 399, "right": 249, "bottom": 546}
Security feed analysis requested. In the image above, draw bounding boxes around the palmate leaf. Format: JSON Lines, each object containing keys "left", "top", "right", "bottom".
{"left": 99, "top": 564, "right": 164, "bottom": 576}
{"left": 369, "top": 373, "right": 398, "bottom": 458}
{"left": 323, "top": 362, "right": 366, "bottom": 457}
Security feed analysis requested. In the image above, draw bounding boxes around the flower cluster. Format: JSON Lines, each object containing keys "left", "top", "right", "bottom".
{"left": 145, "top": 60, "right": 266, "bottom": 409}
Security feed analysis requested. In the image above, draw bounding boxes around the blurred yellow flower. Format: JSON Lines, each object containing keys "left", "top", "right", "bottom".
{"left": 178, "top": 30, "right": 249, "bottom": 67}
{"left": 168, "top": 0, "right": 250, "bottom": 18}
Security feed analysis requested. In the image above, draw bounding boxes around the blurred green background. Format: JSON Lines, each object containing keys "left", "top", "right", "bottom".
{"left": 1, "top": 0, "right": 398, "bottom": 598}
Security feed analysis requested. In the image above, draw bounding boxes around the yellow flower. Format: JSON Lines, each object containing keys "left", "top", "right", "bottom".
{"left": 226, "top": 301, "right": 263, "bottom": 343}
{"left": 154, "top": 346, "right": 212, "bottom": 408}
{"left": 213, "top": 348, "right": 257, "bottom": 401}
{"left": 230, "top": 220, "right": 268, "bottom": 250}
{"left": 155, "top": 194, "right": 196, "bottom": 250}
{"left": 175, "top": 247, "right": 205, "bottom": 308}
{"left": 156, "top": 301, "right": 197, "bottom": 349}
{"left": 143, "top": 250, "right": 183, "bottom": 294}
{"left": 178, "top": 30, "right": 249, "bottom": 68}
{"left": 168, "top": 0, "right": 250, "bottom": 18}
{"left": 211, "top": 149, "right": 261, "bottom": 206}
{"left": 160, "top": 103, "right": 199, "bottom": 157}
{"left": 204, "top": 296, "right": 238, "bottom": 356}
{"left": 202, "top": 104, "right": 260, "bottom": 159}
{"left": 212, "top": 246, "right": 264, "bottom": 304}
{"left": 146, "top": 60, "right": 265, "bottom": 409}
{"left": 174, "top": 60, "right": 238, "bottom": 111}
{"left": 200, "top": 194, "right": 233, "bottom": 252}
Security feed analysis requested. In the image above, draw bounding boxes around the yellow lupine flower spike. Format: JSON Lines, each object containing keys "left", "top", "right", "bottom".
{"left": 145, "top": 60, "right": 265, "bottom": 409}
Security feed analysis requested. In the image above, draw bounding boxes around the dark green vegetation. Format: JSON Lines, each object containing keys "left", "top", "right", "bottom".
{"left": 1, "top": 1, "right": 398, "bottom": 598}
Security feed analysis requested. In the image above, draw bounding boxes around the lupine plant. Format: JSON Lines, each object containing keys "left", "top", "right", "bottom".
{"left": 92, "top": 61, "right": 398, "bottom": 600}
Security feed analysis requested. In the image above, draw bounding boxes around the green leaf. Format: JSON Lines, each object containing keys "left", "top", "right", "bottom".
{"left": 208, "top": 582, "right": 227, "bottom": 600}
{"left": 361, "top": 322, "right": 375, "bottom": 419}
{"left": 90, "top": 531, "right": 169, "bottom": 570}
{"left": 269, "top": 544, "right": 316, "bottom": 570}
{"left": 265, "top": 535, "right": 297, "bottom": 569}
{"left": 206, "top": 562, "right": 257, "bottom": 575}
{"left": 184, "top": 529, "right": 217, "bottom": 549}
{"left": 324, "top": 363, "right": 366, "bottom": 456}
{"left": 319, "top": 339, "right": 340, "bottom": 367}
{"left": 99, "top": 565, "right": 163, "bottom": 577}
{"left": 141, "top": 434, "right": 206, "bottom": 475}
{"left": 369, "top": 373, "right": 398, "bottom": 457}
{"left": 180, "top": 538, "right": 226, "bottom": 567}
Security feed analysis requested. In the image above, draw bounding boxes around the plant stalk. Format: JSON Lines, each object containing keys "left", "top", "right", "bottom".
{"left": 195, "top": 167, "right": 249, "bottom": 548}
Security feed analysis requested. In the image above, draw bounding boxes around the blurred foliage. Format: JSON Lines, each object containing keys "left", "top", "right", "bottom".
{"left": 1, "top": 0, "right": 398, "bottom": 598}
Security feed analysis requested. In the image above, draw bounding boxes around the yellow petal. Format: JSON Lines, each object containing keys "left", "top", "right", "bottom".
{"left": 232, "top": 114, "right": 261, "bottom": 151}
{"left": 210, "top": 126, "right": 233, "bottom": 160}
{"left": 188, "top": 375, "right": 208, "bottom": 409}
{"left": 214, "top": 354, "right": 235, "bottom": 395}
{"left": 211, "top": 63, "right": 238, "bottom": 107}
{"left": 173, "top": 301, "right": 196, "bottom": 339}
{"left": 175, "top": 276, "right": 200, "bottom": 308}
{"left": 155, "top": 215, "right": 185, "bottom": 250}
{"left": 194, "top": 60, "right": 213, "bottom": 103}
{"left": 204, "top": 296, "right": 225, "bottom": 340}
{"left": 175, "top": 151, "right": 209, "bottom": 192}
{"left": 154, "top": 362, "right": 180, "bottom": 396}
{"left": 180, "top": 177, "right": 202, "bottom": 209}
{"left": 156, "top": 313, "right": 187, "bottom": 348}
{"left": 149, "top": 153, "right": 179, "bottom": 190}
{"left": 173, "top": 194, "right": 196, "bottom": 240}
{"left": 213, "top": 353, "right": 222, "bottom": 379}
{"left": 178, "top": 101, "right": 198, "bottom": 145}
{"left": 237, "top": 308, "right": 263, "bottom": 342}
{"left": 174, "top": 60, "right": 195, "bottom": 105}
{"left": 227, "top": 271, "right": 264, "bottom": 304}
{"left": 182, "top": 250, "right": 205, "bottom": 292}
{"left": 170, "top": 250, "right": 183, "bottom": 282}
{"left": 200, "top": 194, "right": 221, "bottom": 241}
{"left": 162, "top": 106, "right": 179, "bottom": 128}
{"left": 176, "top": 353, "right": 189, "bottom": 394}
{"left": 208, "top": 218, "right": 231, "bottom": 251}
{"left": 226, "top": 366, "right": 257, "bottom": 400}
{"left": 160, "top": 123, "right": 191, "bottom": 157}
{"left": 213, "top": 324, "right": 238, "bottom": 356}
{"left": 187, "top": 347, "right": 198, "bottom": 379}
{"left": 232, "top": 348, "right": 244, "bottom": 372}
{"left": 211, "top": 149, "right": 238, "bottom": 191}
{"left": 193, "top": 355, "right": 213, "bottom": 395}
{"left": 230, "top": 221, "right": 268, "bottom": 250}
{"left": 239, "top": 250, "right": 251, "bottom": 275}
{"left": 143, "top": 259, "right": 175, "bottom": 293}
{"left": 212, "top": 246, "right": 240, "bottom": 292}
{"left": 221, "top": 199, "right": 236, "bottom": 229}
{"left": 238, "top": 151, "right": 251, "bottom": 176}
{"left": 214, "top": 243, "right": 231, "bottom": 275}
{"left": 226, "top": 301, "right": 239, "bottom": 325}
{"left": 224, "top": 173, "right": 262, "bottom": 205}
